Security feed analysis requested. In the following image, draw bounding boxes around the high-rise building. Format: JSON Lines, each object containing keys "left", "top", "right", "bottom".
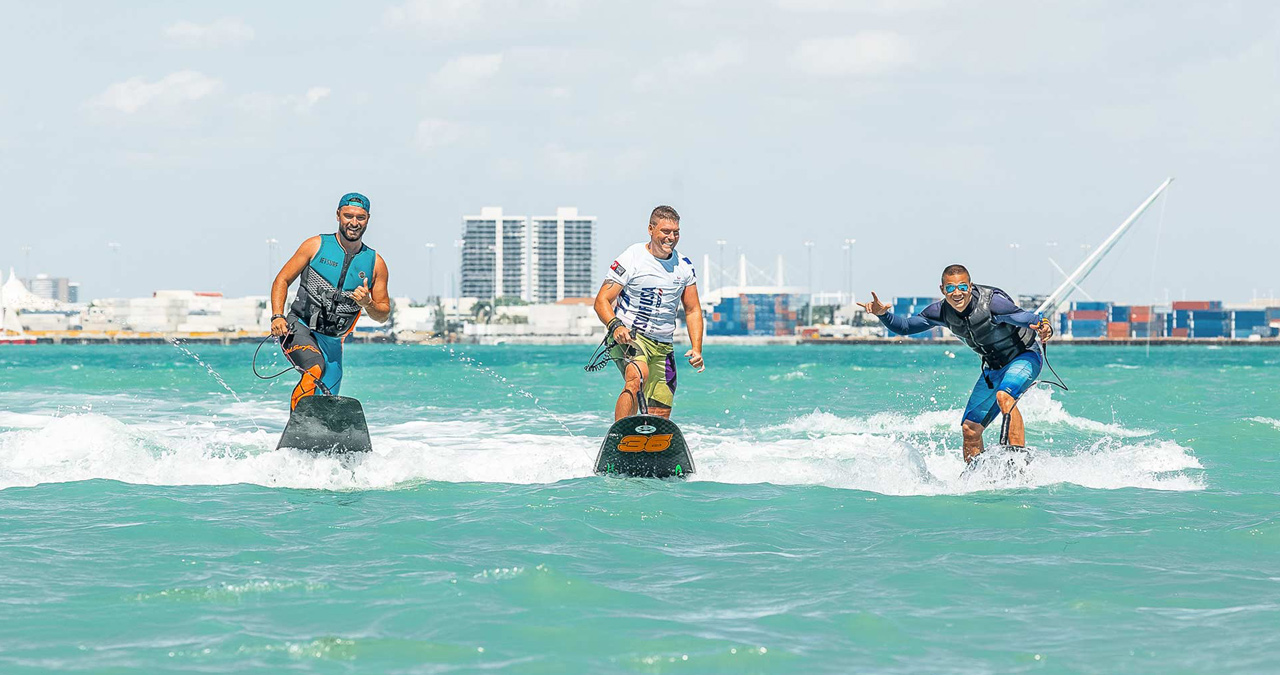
{"left": 531, "top": 207, "right": 596, "bottom": 303}
{"left": 460, "top": 207, "right": 528, "bottom": 300}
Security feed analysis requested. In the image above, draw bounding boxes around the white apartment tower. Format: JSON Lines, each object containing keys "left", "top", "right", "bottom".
{"left": 460, "top": 207, "right": 529, "bottom": 300}
{"left": 530, "top": 207, "right": 596, "bottom": 303}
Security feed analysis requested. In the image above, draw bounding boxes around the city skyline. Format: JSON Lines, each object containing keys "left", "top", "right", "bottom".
{"left": 3, "top": 3, "right": 1278, "bottom": 303}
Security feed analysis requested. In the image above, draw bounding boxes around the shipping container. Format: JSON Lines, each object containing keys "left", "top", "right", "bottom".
{"left": 1190, "top": 325, "right": 1227, "bottom": 338}
{"left": 1109, "top": 306, "right": 1131, "bottom": 323}
{"left": 1071, "top": 301, "right": 1111, "bottom": 311}
{"left": 1128, "top": 306, "right": 1153, "bottom": 322}
{"left": 1171, "top": 327, "right": 1189, "bottom": 338}
{"left": 1172, "top": 300, "right": 1223, "bottom": 311}
{"left": 1233, "top": 310, "right": 1267, "bottom": 327}
{"left": 1070, "top": 319, "right": 1107, "bottom": 338}
{"left": 1189, "top": 310, "right": 1229, "bottom": 322}
{"left": 1069, "top": 310, "right": 1107, "bottom": 321}
{"left": 1107, "top": 322, "right": 1130, "bottom": 338}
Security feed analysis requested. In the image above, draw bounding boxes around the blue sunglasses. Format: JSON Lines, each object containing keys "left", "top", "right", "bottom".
{"left": 943, "top": 283, "right": 970, "bottom": 294}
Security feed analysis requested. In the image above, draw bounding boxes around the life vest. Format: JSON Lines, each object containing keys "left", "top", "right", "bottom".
{"left": 288, "top": 234, "right": 376, "bottom": 337}
{"left": 937, "top": 285, "right": 1037, "bottom": 371}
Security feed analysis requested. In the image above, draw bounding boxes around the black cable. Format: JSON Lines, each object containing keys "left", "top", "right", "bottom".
{"left": 584, "top": 330, "right": 648, "bottom": 416}
{"left": 252, "top": 333, "right": 295, "bottom": 381}
{"left": 251, "top": 332, "right": 331, "bottom": 396}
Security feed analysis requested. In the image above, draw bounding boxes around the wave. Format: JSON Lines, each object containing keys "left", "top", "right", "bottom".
{"left": 1248, "top": 417, "right": 1280, "bottom": 431}
{"left": 767, "top": 387, "right": 1152, "bottom": 439}
{"left": 0, "top": 386, "right": 1199, "bottom": 495}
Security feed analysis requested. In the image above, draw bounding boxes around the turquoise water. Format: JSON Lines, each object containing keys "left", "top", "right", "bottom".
{"left": 1, "top": 342, "right": 1278, "bottom": 673}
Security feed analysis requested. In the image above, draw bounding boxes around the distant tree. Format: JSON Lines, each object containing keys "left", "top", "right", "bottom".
{"left": 433, "top": 300, "right": 446, "bottom": 335}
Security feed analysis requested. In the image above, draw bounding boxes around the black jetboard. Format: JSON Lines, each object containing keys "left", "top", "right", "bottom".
{"left": 277, "top": 395, "right": 373, "bottom": 453}
{"left": 594, "top": 414, "right": 695, "bottom": 479}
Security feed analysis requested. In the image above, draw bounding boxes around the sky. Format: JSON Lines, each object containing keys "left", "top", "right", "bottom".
{"left": 2, "top": 0, "right": 1278, "bottom": 304}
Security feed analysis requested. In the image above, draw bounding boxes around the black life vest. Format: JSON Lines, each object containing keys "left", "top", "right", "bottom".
{"left": 936, "top": 285, "right": 1037, "bottom": 371}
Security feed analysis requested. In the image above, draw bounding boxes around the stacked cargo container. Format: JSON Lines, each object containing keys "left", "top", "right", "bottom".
{"left": 1063, "top": 301, "right": 1109, "bottom": 338}
{"left": 708, "top": 293, "right": 802, "bottom": 337}
{"left": 887, "top": 296, "right": 943, "bottom": 339}
{"left": 1231, "top": 310, "right": 1269, "bottom": 338}
{"left": 1102, "top": 305, "right": 1165, "bottom": 338}
{"left": 1169, "top": 301, "right": 1227, "bottom": 339}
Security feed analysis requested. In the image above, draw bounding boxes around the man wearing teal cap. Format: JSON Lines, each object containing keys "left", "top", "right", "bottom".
{"left": 269, "top": 192, "right": 391, "bottom": 408}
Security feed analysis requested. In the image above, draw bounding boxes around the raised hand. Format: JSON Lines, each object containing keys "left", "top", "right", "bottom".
{"left": 351, "top": 278, "right": 372, "bottom": 309}
{"left": 857, "top": 291, "right": 890, "bottom": 316}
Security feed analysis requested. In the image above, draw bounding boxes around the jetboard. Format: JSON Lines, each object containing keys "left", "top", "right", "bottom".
{"left": 594, "top": 414, "right": 695, "bottom": 479}
{"left": 277, "top": 395, "right": 373, "bottom": 453}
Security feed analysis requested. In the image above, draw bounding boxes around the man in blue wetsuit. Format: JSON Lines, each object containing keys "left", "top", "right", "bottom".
{"left": 270, "top": 192, "right": 391, "bottom": 409}
{"left": 860, "top": 264, "right": 1053, "bottom": 463}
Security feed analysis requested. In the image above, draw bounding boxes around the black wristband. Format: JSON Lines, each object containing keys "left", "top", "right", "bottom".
{"left": 271, "top": 314, "right": 286, "bottom": 321}
{"left": 607, "top": 318, "right": 623, "bottom": 335}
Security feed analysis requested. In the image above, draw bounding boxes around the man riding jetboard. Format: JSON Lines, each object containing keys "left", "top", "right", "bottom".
{"left": 861, "top": 264, "right": 1053, "bottom": 464}
{"left": 270, "top": 192, "right": 390, "bottom": 410}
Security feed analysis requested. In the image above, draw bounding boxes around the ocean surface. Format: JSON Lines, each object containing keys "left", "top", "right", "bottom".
{"left": 1, "top": 342, "right": 1277, "bottom": 673}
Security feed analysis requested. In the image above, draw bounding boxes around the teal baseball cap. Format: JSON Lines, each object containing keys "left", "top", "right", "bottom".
{"left": 338, "top": 192, "right": 370, "bottom": 213}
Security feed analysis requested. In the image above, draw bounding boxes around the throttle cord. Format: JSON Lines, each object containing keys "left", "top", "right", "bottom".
{"left": 250, "top": 332, "right": 331, "bottom": 397}
{"left": 584, "top": 331, "right": 649, "bottom": 416}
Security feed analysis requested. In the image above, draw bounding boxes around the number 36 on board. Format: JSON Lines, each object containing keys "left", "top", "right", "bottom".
{"left": 617, "top": 434, "right": 673, "bottom": 452}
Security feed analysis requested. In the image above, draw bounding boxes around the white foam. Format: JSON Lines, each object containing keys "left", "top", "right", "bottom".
{"left": 770, "top": 387, "right": 1151, "bottom": 439}
{"left": 0, "top": 412, "right": 597, "bottom": 491}
{"left": 0, "top": 412, "right": 56, "bottom": 430}
{"left": 0, "top": 388, "right": 1197, "bottom": 495}
{"left": 1248, "top": 417, "right": 1280, "bottom": 431}
{"left": 688, "top": 429, "right": 1201, "bottom": 495}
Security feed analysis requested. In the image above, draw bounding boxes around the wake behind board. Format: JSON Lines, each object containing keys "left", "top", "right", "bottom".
{"left": 594, "top": 414, "right": 695, "bottom": 479}
{"left": 277, "top": 395, "right": 373, "bottom": 453}
{"left": 961, "top": 445, "right": 1031, "bottom": 480}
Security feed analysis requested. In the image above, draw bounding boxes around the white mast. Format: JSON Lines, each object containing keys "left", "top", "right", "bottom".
{"left": 1037, "top": 178, "right": 1173, "bottom": 315}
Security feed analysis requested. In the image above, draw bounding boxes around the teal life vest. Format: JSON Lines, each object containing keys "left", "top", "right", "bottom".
{"left": 288, "top": 234, "right": 377, "bottom": 337}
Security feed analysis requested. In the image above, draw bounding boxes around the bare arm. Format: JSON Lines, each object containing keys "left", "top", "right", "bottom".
{"left": 270, "top": 237, "right": 321, "bottom": 337}
{"left": 681, "top": 283, "right": 705, "bottom": 372}
{"left": 593, "top": 280, "right": 633, "bottom": 344}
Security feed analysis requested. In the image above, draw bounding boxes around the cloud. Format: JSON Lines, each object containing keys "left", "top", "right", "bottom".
{"left": 89, "top": 71, "right": 223, "bottom": 114}
{"left": 776, "top": 0, "right": 943, "bottom": 13}
{"left": 234, "top": 86, "right": 332, "bottom": 116}
{"left": 430, "top": 53, "right": 504, "bottom": 90}
{"left": 299, "top": 87, "right": 331, "bottom": 111}
{"left": 383, "top": 0, "right": 483, "bottom": 33}
{"left": 633, "top": 41, "right": 747, "bottom": 91}
{"left": 382, "top": 0, "right": 585, "bottom": 37}
{"left": 414, "top": 118, "right": 466, "bottom": 151}
{"left": 792, "top": 32, "right": 913, "bottom": 76}
{"left": 163, "top": 18, "right": 254, "bottom": 47}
